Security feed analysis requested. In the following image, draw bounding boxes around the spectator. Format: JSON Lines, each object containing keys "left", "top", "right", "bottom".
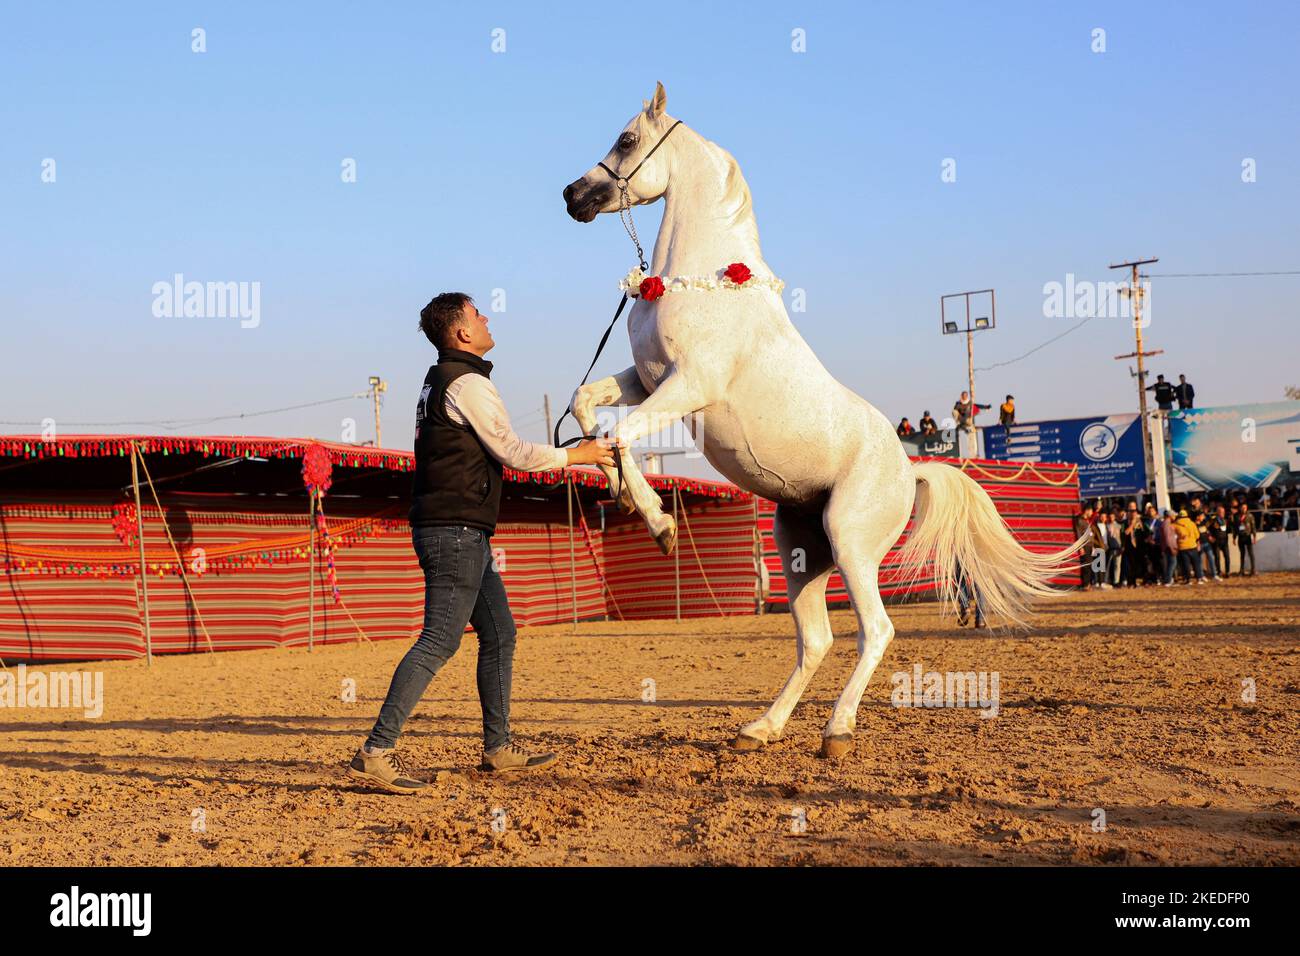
{"left": 918, "top": 411, "right": 938, "bottom": 436}
{"left": 1102, "top": 509, "right": 1122, "bottom": 589}
{"left": 1121, "top": 501, "right": 1147, "bottom": 587}
{"left": 1146, "top": 374, "right": 1177, "bottom": 412}
{"left": 1174, "top": 508, "right": 1203, "bottom": 584}
{"left": 1175, "top": 374, "right": 1195, "bottom": 410}
{"left": 953, "top": 391, "right": 991, "bottom": 429}
{"left": 1195, "top": 510, "right": 1221, "bottom": 581}
{"left": 1144, "top": 503, "right": 1163, "bottom": 585}
{"left": 1159, "top": 509, "right": 1180, "bottom": 586}
{"left": 999, "top": 395, "right": 1016, "bottom": 427}
{"left": 896, "top": 417, "right": 915, "bottom": 438}
{"left": 1208, "top": 504, "right": 1232, "bottom": 577}
{"left": 953, "top": 559, "right": 985, "bottom": 629}
{"left": 1235, "top": 502, "right": 1257, "bottom": 576}
{"left": 1074, "top": 503, "right": 1100, "bottom": 590}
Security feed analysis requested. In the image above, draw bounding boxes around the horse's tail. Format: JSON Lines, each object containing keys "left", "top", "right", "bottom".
{"left": 896, "top": 461, "right": 1084, "bottom": 627}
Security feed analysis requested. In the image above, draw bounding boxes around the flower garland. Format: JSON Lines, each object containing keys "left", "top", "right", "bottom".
{"left": 620, "top": 261, "right": 785, "bottom": 301}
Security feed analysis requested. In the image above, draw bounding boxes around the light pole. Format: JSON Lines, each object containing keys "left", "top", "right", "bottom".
{"left": 940, "top": 289, "right": 996, "bottom": 457}
{"left": 368, "top": 375, "right": 387, "bottom": 447}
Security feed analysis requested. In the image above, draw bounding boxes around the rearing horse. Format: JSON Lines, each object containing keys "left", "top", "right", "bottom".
{"left": 563, "top": 82, "right": 1077, "bottom": 758}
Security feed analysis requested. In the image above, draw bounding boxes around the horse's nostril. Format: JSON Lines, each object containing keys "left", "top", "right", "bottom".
{"left": 563, "top": 184, "right": 576, "bottom": 203}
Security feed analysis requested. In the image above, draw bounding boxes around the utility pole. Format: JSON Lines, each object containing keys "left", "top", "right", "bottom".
{"left": 368, "top": 375, "right": 387, "bottom": 448}
{"left": 543, "top": 394, "right": 553, "bottom": 443}
{"left": 1109, "top": 257, "right": 1160, "bottom": 498}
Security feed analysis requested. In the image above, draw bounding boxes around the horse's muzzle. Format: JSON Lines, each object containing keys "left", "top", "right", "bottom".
{"left": 563, "top": 179, "right": 611, "bottom": 223}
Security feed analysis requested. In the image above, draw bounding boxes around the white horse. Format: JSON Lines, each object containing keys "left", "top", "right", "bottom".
{"left": 563, "top": 82, "right": 1078, "bottom": 758}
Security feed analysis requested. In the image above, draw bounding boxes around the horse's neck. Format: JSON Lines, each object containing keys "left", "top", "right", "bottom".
{"left": 650, "top": 136, "right": 766, "bottom": 277}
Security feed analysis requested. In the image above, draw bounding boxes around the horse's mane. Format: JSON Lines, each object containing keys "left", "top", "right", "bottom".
{"left": 688, "top": 131, "right": 755, "bottom": 233}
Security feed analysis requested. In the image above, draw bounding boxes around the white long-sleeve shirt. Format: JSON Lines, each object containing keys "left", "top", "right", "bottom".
{"left": 444, "top": 374, "right": 567, "bottom": 472}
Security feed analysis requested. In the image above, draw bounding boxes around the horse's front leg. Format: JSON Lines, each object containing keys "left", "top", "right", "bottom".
{"left": 608, "top": 371, "right": 707, "bottom": 555}
{"left": 570, "top": 365, "right": 649, "bottom": 515}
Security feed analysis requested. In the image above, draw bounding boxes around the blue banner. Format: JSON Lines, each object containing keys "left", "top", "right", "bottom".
{"left": 984, "top": 414, "right": 1147, "bottom": 497}
{"left": 1168, "top": 401, "right": 1300, "bottom": 491}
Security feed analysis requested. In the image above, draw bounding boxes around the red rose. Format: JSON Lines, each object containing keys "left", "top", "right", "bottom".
{"left": 639, "top": 275, "right": 665, "bottom": 301}
{"left": 724, "top": 262, "right": 752, "bottom": 285}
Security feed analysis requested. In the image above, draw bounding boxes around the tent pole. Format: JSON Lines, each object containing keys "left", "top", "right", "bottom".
{"left": 307, "top": 491, "right": 315, "bottom": 652}
{"left": 568, "top": 473, "right": 577, "bottom": 629}
{"left": 673, "top": 485, "right": 681, "bottom": 622}
{"left": 130, "top": 443, "right": 153, "bottom": 666}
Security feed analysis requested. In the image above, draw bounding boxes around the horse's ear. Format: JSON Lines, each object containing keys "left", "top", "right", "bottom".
{"left": 647, "top": 81, "right": 666, "bottom": 118}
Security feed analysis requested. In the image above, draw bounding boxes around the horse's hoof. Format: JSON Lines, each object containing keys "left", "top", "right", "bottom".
{"left": 730, "top": 733, "right": 765, "bottom": 751}
{"left": 654, "top": 517, "right": 677, "bottom": 556}
{"left": 819, "top": 734, "right": 854, "bottom": 760}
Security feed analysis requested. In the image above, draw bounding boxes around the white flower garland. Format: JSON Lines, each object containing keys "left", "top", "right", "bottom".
{"left": 620, "top": 266, "right": 785, "bottom": 298}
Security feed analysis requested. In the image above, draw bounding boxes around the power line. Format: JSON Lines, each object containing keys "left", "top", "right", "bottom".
{"left": 974, "top": 313, "right": 1098, "bottom": 372}
{"left": 0, "top": 392, "right": 368, "bottom": 430}
{"left": 1144, "top": 270, "right": 1300, "bottom": 277}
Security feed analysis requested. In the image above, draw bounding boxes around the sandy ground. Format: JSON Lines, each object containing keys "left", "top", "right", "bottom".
{"left": 2, "top": 572, "right": 1298, "bottom": 866}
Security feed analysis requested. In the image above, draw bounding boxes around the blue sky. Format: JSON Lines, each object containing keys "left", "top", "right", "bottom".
{"left": 2, "top": 1, "right": 1297, "bottom": 478}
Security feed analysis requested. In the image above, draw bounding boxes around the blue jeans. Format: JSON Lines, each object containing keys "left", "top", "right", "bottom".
{"left": 366, "top": 525, "right": 516, "bottom": 752}
{"left": 957, "top": 577, "right": 984, "bottom": 626}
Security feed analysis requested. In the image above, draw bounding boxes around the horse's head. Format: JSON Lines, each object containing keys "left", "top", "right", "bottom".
{"left": 563, "top": 81, "right": 676, "bottom": 223}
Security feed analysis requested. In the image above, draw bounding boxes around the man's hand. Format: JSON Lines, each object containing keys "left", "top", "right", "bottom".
{"left": 567, "top": 436, "right": 624, "bottom": 468}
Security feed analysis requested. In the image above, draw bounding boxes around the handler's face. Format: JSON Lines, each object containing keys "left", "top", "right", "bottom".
{"left": 457, "top": 302, "right": 495, "bottom": 354}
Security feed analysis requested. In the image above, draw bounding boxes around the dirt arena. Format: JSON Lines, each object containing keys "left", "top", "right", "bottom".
{"left": 2, "top": 572, "right": 1298, "bottom": 866}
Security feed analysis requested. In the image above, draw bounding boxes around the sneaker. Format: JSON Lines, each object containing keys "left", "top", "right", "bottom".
{"left": 481, "top": 741, "right": 557, "bottom": 773}
{"left": 348, "top": 746, "right": 428, "bottom": 794}
{"left": 956, "top": 607, "right": 969, "bottom": 627}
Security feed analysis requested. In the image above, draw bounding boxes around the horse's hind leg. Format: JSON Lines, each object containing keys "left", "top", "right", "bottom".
{"left": 732, "top": 504, "right": 835, "bottom": 749}
{"left": 818, "top": 464, "right": 912, "bottom": 759}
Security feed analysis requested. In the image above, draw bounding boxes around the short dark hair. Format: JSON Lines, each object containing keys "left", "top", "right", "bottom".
{"left": 419, "top": 292, "right": 473, "bottom": 349}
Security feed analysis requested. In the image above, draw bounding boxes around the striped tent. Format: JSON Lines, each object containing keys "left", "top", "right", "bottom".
{"left": 0, "top": 435, "right": 754, "bottom": 662}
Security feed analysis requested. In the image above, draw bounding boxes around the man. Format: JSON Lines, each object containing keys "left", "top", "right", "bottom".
{"left": 953, "top": 559, "right": 984, "bottom": 629}
{"left": 1073, "top": 503, "right": 1102, "bottom": 590}
{"left": 1121, "top": 501, "right": 1147, "bottom": 587}
{"left": 918, "top": 411, "right": 938, "bottom": 436}
{"left": 1146, "top": 374, "right": 1177, "bottom": 412}
{"left": 896, "top": 416, "right": 915, "bottom": 438}
{"left": 1159, "top": 509, "right": 1180, "bottom": 586}
{"left": 1174, "top": 508, "right": 1203, "bottom": 584}
{"left": 998, "top": 395, "right": 1016, "bottom": 427}
{"left": 1194, "top": 509, "right": 1220, "bottom": 581}
{"left": 1208, "top": 504, "right": 1232, "bottom": 578}
{"left": 1235, "top": 502, "right": 1257, "bottom": 577}
{"left": 1175, "top": 374, "right": 1195, "bottom": 410}
{"left": 953, "top": 391, "right": 991, "bottom": 429}
{"left": 349, "top": 292, "right": 620, "bottom": 794}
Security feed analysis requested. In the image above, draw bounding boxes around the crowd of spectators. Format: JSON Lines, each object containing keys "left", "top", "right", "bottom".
{"left": 1073, "top": 484, "right": 1298, "bottom": 589}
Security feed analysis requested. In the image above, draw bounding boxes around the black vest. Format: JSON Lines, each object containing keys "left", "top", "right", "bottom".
{"left": 408, "top": 349, "right": 504, "bottom": 534}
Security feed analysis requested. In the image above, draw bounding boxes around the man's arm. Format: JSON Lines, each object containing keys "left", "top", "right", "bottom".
{"left": 448, "top": 375, "right": 615, "bottom": 470}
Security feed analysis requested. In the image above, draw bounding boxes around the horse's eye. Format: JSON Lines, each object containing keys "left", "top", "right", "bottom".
{"left": 617, "top": 132, "right": 638, "bottom": 151}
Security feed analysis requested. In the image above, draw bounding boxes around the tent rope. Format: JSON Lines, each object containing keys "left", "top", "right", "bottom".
{"left": 133, "top": 443, "right": 217, "bottom": 656}
{"left": 676, "top": 490, "right": 727, "bottom": 617}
